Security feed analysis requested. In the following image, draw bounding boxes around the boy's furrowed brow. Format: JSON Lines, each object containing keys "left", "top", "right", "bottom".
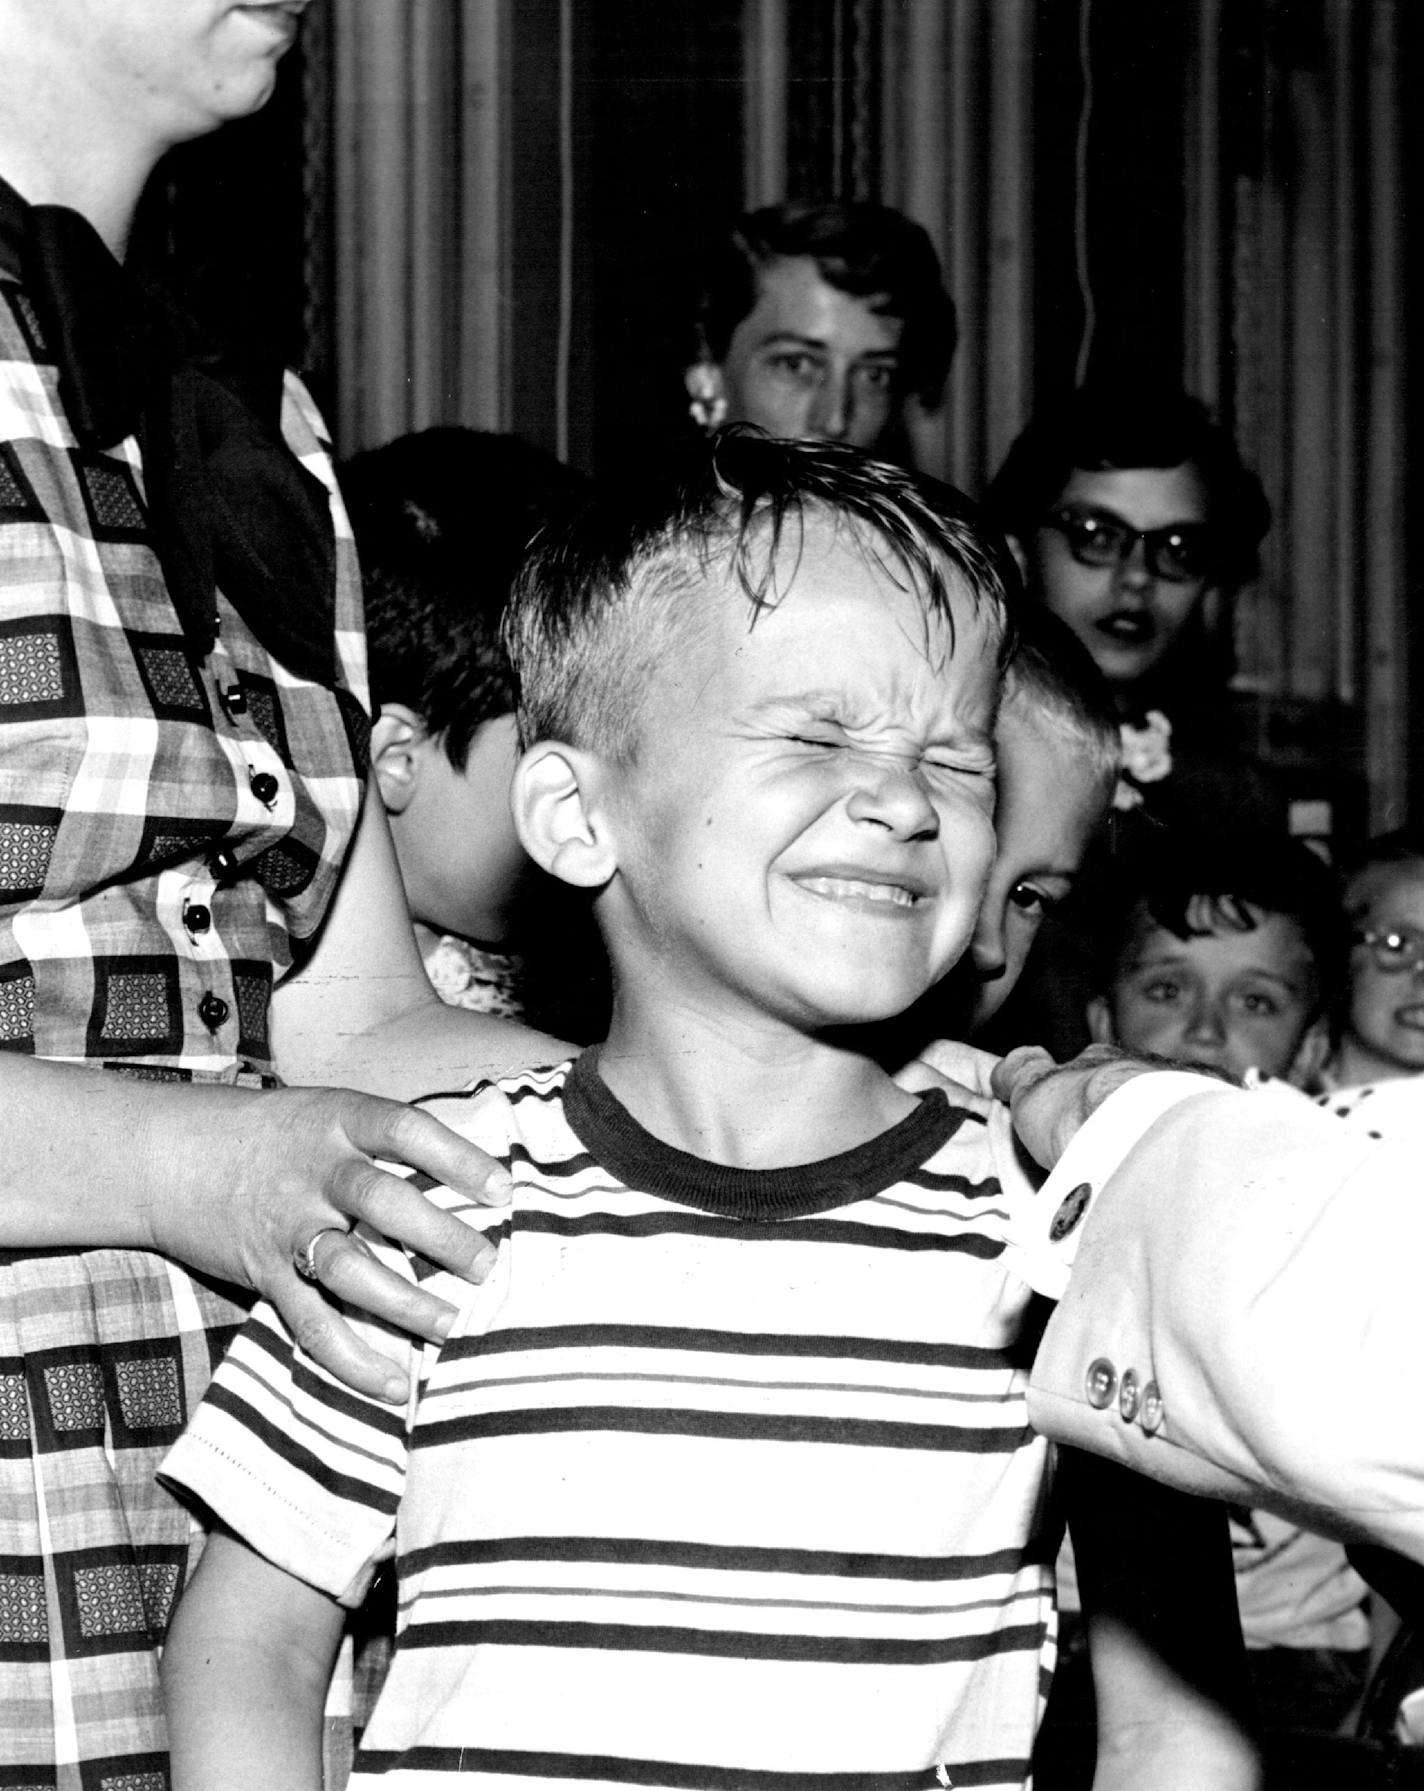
{"left": 746, "top": 689, "right": 987, "bottom": 729}
{"left": 1247, "top": 960, "right": 1319, "bottom": 995}
{"left": 1126, "top": 944, "right": 1312, "bottom": 991}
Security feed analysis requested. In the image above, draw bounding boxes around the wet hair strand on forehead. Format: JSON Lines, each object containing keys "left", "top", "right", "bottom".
{"left": 504, "top": 428, "right": 1017, "bottom": 762}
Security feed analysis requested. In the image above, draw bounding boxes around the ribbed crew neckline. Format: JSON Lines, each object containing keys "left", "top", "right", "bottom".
{"left": 562, "top": 1046, "right": 970, "bottom": 1222}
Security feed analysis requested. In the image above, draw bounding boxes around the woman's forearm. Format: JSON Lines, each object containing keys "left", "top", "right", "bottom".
{"left": 0, "top": 1053, "right": 266, "bottom": 1249}
{"left": 0, "top": 1054, "right": 513, "bottom": 1399}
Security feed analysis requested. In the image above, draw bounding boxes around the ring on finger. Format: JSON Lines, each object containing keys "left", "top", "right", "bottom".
{"left": 292, "top": 1225, "right": 349, "bottom": 1284}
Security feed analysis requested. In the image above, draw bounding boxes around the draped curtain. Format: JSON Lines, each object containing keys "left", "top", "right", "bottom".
{"left": 1197, "top": 1, "right": 1410, "bottom": 831}
{"left": 297, "top": 0, "right": 1416, "bottom": 827}
{"left": 305, "top": 0, "right": 581, "bottom": 464}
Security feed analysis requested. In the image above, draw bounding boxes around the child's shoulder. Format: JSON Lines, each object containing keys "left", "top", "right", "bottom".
{"left": 366, "top": 1059, "right": 582, "bottom": 1255}
{"left": 414, "top": 1056, "right": 579, "bottom": 1147}
{"left": 417, "top": 1053, "right": 580, "bottom": 1124}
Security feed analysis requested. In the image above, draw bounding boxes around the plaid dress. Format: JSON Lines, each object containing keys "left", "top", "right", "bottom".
{"left": 0, "top": 270, "right": 368, "bottom": 1789}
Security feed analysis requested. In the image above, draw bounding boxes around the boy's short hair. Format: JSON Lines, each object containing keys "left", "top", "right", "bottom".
{"left": 1097, "top": 831, "right": 1346, "bottom": 1024}
{"left": 692, "top": 201, "right": 957, "bottom": 410}
{"left": 985, "top": 385, "right": 1270, "bottom": 592}
{"left": 504, "top": 428, "right": 1017, "bottom": 763}
{"left": 341, "top": 428, "right": 588, "bottom": 770}
{"left": 1004, "top": 607, "right": 1120, "bottom": 807}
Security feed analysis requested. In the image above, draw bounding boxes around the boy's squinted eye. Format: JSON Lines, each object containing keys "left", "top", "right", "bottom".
{"left": 923, "top": 753, "right": 994, "bottom": 779}
{"left": 1139, "top": 977, "right": 1182, "bottom": 1005}
{"left": 1238, "top": 989, "right": 1282, "bottom": 1017}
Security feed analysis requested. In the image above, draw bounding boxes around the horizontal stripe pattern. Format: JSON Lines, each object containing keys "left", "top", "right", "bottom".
{"left": 352, "top": 1747, "right": 1030, "bottom": 1789}
{"left": 163, "top": 1058, "right": 1055, "bottom": 1789}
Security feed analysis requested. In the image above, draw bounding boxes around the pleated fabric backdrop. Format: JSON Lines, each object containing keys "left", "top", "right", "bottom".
{"left": 290, "top": 0, "right": 1415, "bottom": 828}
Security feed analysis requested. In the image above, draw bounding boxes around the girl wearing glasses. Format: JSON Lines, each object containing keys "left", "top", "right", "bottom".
{"left": 1329, "top": 829, "right": 1424, "bottom": 1093}
{"left": 984, "top": 385, "right": 1271, "bottom": 822}
{"left": 974, "top": 387, "right": 1278, "bottom": 1063}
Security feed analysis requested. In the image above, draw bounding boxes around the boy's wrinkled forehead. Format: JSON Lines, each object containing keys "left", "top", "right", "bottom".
{"left": 689, "top": 511, "right": 997, "bottom": 647}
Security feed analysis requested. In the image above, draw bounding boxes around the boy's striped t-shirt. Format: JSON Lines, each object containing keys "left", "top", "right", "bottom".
{"left": 163, "top": 1052, "right": 1058, "bottom": 1791}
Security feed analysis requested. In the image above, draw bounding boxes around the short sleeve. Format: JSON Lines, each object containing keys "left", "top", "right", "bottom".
{"left": 161, "top": 1081, "right": 520, "bottom": 1600}
{"left": 160, "top": 1257, "right": 422, "bottom": 1605}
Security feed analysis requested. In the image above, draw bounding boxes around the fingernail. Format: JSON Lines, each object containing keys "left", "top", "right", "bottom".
{"left": 484, "top": 1169, "right": 514, "bottom": 1204}
{"left": 433, "top": 1309, "right": 454, "bottom": 1340}
{"left": 383, "top": 1377, "right": 408, "bottom": 1404}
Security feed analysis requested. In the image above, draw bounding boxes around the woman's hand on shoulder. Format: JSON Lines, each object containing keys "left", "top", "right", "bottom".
{"left": 892, "top": 1038, "right": 1000, "bottom": 1117}
{"left": 143, "top": 1083, "right": 513, "bottom": 1402}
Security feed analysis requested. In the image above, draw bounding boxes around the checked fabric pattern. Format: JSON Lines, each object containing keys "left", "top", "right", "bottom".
{"left": 0, "top": 266, "right": 368, "bottom": 1789}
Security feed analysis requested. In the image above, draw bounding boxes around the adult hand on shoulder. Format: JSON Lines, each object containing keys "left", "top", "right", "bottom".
{"left": 892, "top": 1038, "right": 1000, "bottom": 1116}
{"left": 146, "top": 1083, "right": 511, "bottom": 1403}
{"left": 991, "top": 1043, "right": 1165, "bottom": 1168}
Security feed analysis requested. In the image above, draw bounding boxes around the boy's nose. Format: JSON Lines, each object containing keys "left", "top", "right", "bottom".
{"left": 1183, "top": 1000, "right": 1227, "bottom": 1047}
{"left": 845, "top": 760, "right": 939, "bottom": 837}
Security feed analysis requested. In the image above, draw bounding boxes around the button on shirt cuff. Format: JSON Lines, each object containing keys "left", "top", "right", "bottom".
{"left": 1006, "top": 1070, "right": 1225, "bottom": 1300}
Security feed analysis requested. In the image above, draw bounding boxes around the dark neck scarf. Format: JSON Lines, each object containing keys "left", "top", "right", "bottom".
{"left": 0, "top": 175, "right": 336, "bottom": 685}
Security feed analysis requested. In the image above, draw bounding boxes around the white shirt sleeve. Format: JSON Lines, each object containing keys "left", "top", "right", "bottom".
{"left": 1003, "top": 1070, "right": 1253, "bottom": 1299}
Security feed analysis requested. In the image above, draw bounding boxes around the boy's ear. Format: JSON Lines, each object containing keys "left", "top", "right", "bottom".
{"left": 1286, "top": 1013, "right": 1332, "bottom": 1091}
{"left": 370, "top": 704, "right": 430, "bottom": 815}
{"left": 1003, "top": 531, "right": 1030, "bottom": 583}
{"left": 684, "top": 360, "right": 728, "bottom": 431}
{"left": 1085, "top": 995, "right": 1117, "bottom": 1046}
{"left": 512, "top": 741, "right": 618, "bottom": 889}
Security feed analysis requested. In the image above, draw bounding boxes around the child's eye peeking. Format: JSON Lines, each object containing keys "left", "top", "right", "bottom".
{"left": 1237, "top": 990, "right": 1280, "bottom": 1017}
{"left": 854, "top": 364, "right": 896, "bottom": 392}
{"left": 1140, "top": 978, "right": 1182, "bottom": 1005}
{"left": 1006, "top": 881, "right": 1050, "bottom": 918}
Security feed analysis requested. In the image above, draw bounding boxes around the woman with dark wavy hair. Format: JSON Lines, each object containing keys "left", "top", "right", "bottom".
{"left": 977, "top": 386, "right": 1282, "bottom": 1062}
{"left": 683, "top": 199, "right": 956, "bottom": 460}
{"left": 984, "top": 384, "right": 1272, "bottom": 825}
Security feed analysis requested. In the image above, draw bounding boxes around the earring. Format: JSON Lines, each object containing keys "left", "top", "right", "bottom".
{"left": 687, "top": 378, "right": 727, "bottom": 433}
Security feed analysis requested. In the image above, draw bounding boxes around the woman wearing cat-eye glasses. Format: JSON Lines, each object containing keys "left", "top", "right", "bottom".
{"left": 985, "top": 383, "right": 1269, "bottom": 724}
{"left": 973, "top": 385, "right": 1279, "bottom": 1060}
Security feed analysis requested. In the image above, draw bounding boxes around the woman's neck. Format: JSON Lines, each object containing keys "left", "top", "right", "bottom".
{"left": 0, "top": 52, "right": 160, "bottom": 258}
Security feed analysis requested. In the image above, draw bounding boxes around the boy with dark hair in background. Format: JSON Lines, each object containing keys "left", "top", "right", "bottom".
{"left": 1076, "top": 832, "right": 1373, "bottom": 1752}
{"left": 341, "top": 427, "right": 606, "bottom": 1036}
{"left": 1086, "top": 832, "right": 1341, "bottom": 1090}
